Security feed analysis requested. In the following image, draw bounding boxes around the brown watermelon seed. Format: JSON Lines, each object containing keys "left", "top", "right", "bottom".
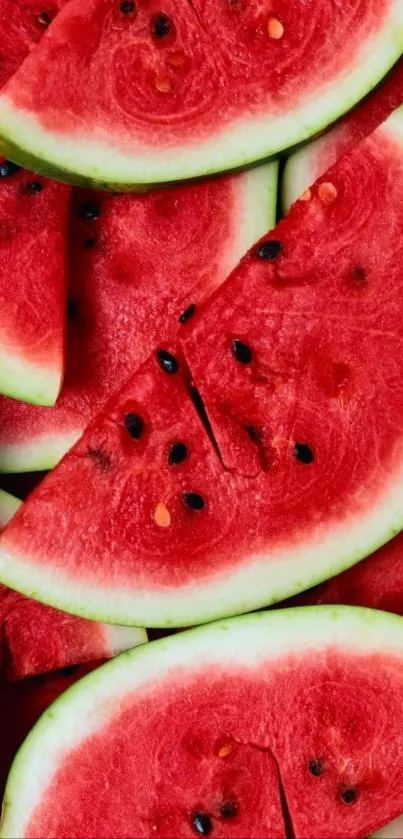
{"left": 308, "top": 759, "right": 325, "bottom": 777}
{"left": 341, "top": 788, "right": 357, "bottom": 805}
{"left": 267, "top": 17, "right": 284, "bottom": 39}
{"left": 183, "top": 492, "right": 205, "bottom": 511}
{"left": 168, "top": 442, "right": 188, "bottom": 465}
{"left": 300, "top": 188, "right": 312, "bottom": 202}
{"left": 120, "top": 1, "right": 136, "bottom": 13}
{"left": 179, "top": 303, "right": 197, "bottom": 323}
{"left": 232, "top": 339, "right": 253, "bottom": 365}
{"left": 78, "top": 202, "right": 100, "bottom": 220}
{"left": 351, "top": 266, "right": 367, "bottom": 286}
{"left": 124, "top": 413, "right": 144, "bottom": 440}
{"left": 24, "top": 181, "right": 44, "bottom": 194}
{"left": 154, "top": 76, "right": 172, "bottom": 93}
{"left": 294, "top": 443, "right": 314, "bottom": 464}
{"left": 156, "top": 349, "right": 179, "bottom": 374}
{"left": 220, "top": 801, "right": 238, "bottom": 819}
{"left": 257, "top": 240, "right": 283, "bottom": 260}
{"left": 152, "top": 13, "right": 172, "bottom": 38}
{"left": 154, "top": 501, "right": 171, "bottom": 528}
{"left": 318, "top": 182, "right": 338, "bottom": 203}
{"left": 0, "top": 161, "right": 20, "bottom": 178}
{"left": 37, "top": 11, "right": 51, "bottom": 25}
{"left": 191, "top": 813, "right": 213, "bottom": 835}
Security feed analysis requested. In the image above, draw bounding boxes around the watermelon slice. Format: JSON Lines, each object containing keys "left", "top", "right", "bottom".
{"left": 0, "top": 162, "right": 277, "bottom": 472}
{"left": 0, "top": 0, "right": 70, "bottom": 406}
{"left": 0, "top": 488, "right": 147, "bottom": 679}
{"left": 2, "top": 106, "right": 403, "bottom": 628}
{"left": 282, "top": 59, "right": 403, "bottom": 212}
{"left": 0, "top": 164, "right": 68, "bottom": 405}
{"left": 0, "top": 0, "right": 402, "bottom": 187}
{"left": 3, "top": 608, "right": 403, "bottom": 838}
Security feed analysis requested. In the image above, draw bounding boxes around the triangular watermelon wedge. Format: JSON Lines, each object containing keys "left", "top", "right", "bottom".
{"left": 0, "top": 488, "right": 147, "bottom": 679}
{"left": 3, "top": 608, "right": 403, "bottom": 839}
{"left": 2, "top": 108, "right": 403, "bottom": 626}
{"left": 0, "top": 162, "right": 277, "bottom": 471}
{"left": 0, "top": 0, "right": 402, "bottom": 187}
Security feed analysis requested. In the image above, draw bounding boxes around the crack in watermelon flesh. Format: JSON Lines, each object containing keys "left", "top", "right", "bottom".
{"left": 2, "top": 106, "right": 403, "bottom": 627}
{"left": 282, "top": 58, "right": 403, "bottom": 213}
{"left": 0, "top": 0, "right": 402, "bottom": 186}
{"left": 3, "top": 609, "right": 403, "bottom": 838}
{"left": 0, "top": 162, "right": 277, "bottom": 472}
{"left": 0, "top": 488, "right": 147, "bottom": 680}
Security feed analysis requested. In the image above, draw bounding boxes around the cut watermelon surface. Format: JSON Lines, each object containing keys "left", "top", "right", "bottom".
{"left": 0, "top": 162, "right": 277, "bottom": 472}
{"left": 0, "top": 163, "right": 68, "bottom": 405}
{"left": 282, "top": 59, "right": 403, "bottom": 212}
{"left": 0, "top": 661, "right": 102, "bottom": 803}
{"left": 1, "top": 108, "right": 403, "bottom": 627}
{"left": 0, "top": 0, "right": 402, "bottom": 187}
{"left": 0, "top": 0, "right": 66, "bottom": 89}
{"left": 2, "top": 608, "right": 403, "bottom": 838}
{"left": 0, "top": 488, "right": 147, "bottom": 679}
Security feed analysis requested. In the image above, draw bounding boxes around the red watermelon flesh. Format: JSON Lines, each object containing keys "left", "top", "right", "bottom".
{"left": 0, "top": 661, "right": 102, "bottom": 804}
{"left": 2, "top": 609, "right": 403, "bottom": 838}
{"left": 0, "top": 163, "right": 276, "bottom": 472}
{"left": 0, "top": 0, "right": 66, "bottom": 89}
{"left": 0, "top": 488, "right": 147, "bottom": 679}
{"left": 3, "top": 112, "right": 403, "bottom": 627}
{"left": 0, "top": 164, "right": 69, "bottom": 405}
{"left": 282, "top": 59, "right": 403, "bottom": 211}
{"left": 0, "top": 0, "right": 402, "bottom": 187}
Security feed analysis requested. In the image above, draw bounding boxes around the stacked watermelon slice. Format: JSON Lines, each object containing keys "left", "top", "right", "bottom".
{"left": 2, "top": 1, "right": 403, "bottom": 837}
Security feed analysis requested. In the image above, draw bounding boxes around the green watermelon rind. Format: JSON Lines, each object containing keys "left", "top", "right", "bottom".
{"left": 1, "top": 460, "right": 403, "bottom": 629}
{"left": 0, "top": 349, "right": 62, "bottom": 407}
{"left": 1, "top": 606, "right": 403, "bottom": 839}
{"left": 0, "top": 161, "right": 278, "bottom": 474}
{"left": 0, "top": 13, "right": 402, "bottom": 187}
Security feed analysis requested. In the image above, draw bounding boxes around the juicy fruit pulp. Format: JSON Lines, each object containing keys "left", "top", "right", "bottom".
{"left": 0, "top": 165, "right": 68, "bottom": 405}
{"left": 3, "top": 608, "right": 403, "bottom": 838}
{"left": 282, "top": 58, "right": 403, "bottom": 212}
{"left": 2, "top": 110, "right": 403, "bottom": 627}
{"left": 0, "top": 0, "right": 403, "bottom": 186}
{"left": 0, "top": 488, "right": 147, "bottom": 679}
{"left": 0, "top": 163, "right": 277, "bottom": 471}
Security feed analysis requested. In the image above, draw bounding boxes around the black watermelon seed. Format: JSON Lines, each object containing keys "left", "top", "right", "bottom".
{"left": 232, "top": 339, "right": 253, "bottom": 365}
{"left": 191, "top": 813, "right": 213, "bottom": 835}
{"left": 220, "top": 801, "right": 238, "bottom": 819}
{"left": 179, "top": 303, "right": 197, "bottom": 323}
{"left": 124, "top": 412, "right": 144, "bottom": 440}
{"left": 351, "top": 266, "right": 367, "bottom": 286}
{"left": 78, "top": 202, "right": 100, "bottom": 221}
{"left": 183, "top": 492, "right": 205, "bottom": 511}
{"left": 25, "top": 181, "right": 44, "bottom": 194}
{"left": 120, "top": 0, "right": 135, "bottom": 12}
{"left": 168, "top": 441, "right": 188, "bottom": 465}
{"left": 37, "top": 11, "right": 51, "bottom": 25}
{"left": 308, "top": 759, "right": 324, "bottom": 777}
{"left": 294, "top": 442, "right": 314, "bottom": 465}
{"left": 341, "top": 789, "right": 357, "bottom": 805}
{"left": 60, "top": 665, "right": 79, "bottom": 677}
{"left": 157, "top": 349, "right": 179, "bottom": 374}
{"left": 152, "top": 13, "right": 171, "bottom": 37}
{"left": 85, "top": 237, "right": 97, "bottom": 248}
{"left": 67, "top": 299, "right": 79, "bottom": 320}
{"left": 257, "top": 240, "right": 283, "bottom": 260}
{"left": 0, "top": 161, "right": 20, "bottom": 178}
